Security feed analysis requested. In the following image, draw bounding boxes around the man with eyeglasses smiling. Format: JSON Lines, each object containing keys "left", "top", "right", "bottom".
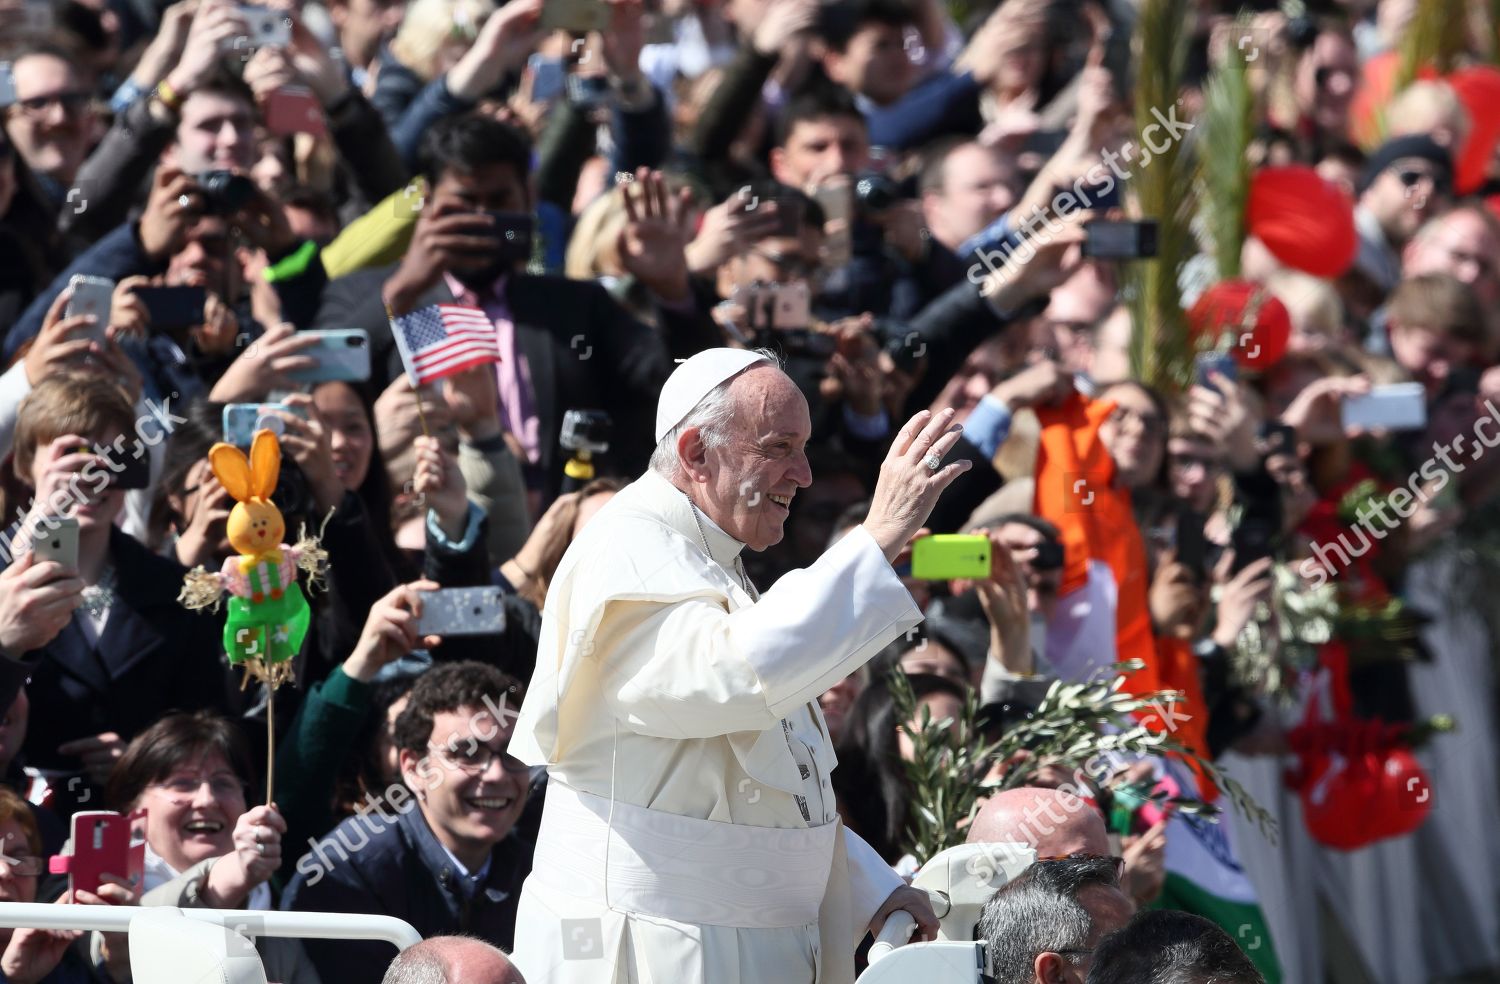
{"left": 283, "top": 660, "right": 535, "bottom": 984}
{"left": 0, "top": 45, "right": 94, "bottom": 204}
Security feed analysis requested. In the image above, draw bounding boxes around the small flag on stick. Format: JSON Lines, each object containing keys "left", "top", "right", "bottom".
{"left": 391, "top": 303, "right": 500, "bottom": 386}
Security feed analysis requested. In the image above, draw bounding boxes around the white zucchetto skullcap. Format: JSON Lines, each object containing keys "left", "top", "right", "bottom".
{"left": 655, "top": 348, "right": 771, "bottom": 443}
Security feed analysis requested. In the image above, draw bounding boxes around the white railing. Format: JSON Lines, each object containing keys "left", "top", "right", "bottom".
{"left": 0, "top": 902, "right": 421, "bottom": 951}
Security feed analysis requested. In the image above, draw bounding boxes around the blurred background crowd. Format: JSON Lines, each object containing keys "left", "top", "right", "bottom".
{"left": 0, "top": 0, "right": 1498, "bottom": 980}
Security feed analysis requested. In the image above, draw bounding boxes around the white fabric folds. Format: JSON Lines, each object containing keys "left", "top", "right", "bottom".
{"left": 531, "top": 781, "right": 838, "bottom": 930}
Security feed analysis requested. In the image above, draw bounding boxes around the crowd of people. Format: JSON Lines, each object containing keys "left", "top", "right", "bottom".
{"left": 0, "top": 0, "right": 1498, "bottom": 980}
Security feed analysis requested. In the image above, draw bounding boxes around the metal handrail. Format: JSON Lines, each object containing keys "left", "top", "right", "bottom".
{"left": 0, "top": 903, "right": 421, "bottom": 951}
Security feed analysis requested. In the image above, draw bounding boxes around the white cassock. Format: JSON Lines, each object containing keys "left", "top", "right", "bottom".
{"left": 509, "top": 467, "right": 922, "bottom": 984}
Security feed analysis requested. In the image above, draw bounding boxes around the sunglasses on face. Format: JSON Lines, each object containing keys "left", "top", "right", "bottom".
{"left": 1395, "top": 168, "right": 1450, "bottom": 194}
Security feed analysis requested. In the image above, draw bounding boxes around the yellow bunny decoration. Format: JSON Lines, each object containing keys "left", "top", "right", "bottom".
{"left": 179, "top": 429, "right": 328, "bottom": 690}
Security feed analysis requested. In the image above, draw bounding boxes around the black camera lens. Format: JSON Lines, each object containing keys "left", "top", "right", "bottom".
{"left": 196, "top": 170, "right": 255, "bottom": 215}
{"left": 853, "top": 173, "right": 900, "bottom": 213}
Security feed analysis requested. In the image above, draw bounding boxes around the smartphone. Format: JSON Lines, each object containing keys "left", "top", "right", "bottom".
{"left": 223, "top": 402, "right": 306, "bottom": 446}
{"left": 1031, "top": 538, "right": 1064, "bottom": 572}
{"left": 1260, "top": 421, "right": 1297, "bottom": 456}
{"left": 482, "top": 211, "right": 535, "bottom": 266}
{"left": 282, "top": 329, "right": 371, "bottom": 384}
{"left": 0, "top": 62, "right": 14, "bottom": 108}
{"left": 64, "top": 442, "right": 150, "bottom": 490}
{"left": 47, "top": 811, "right": 146, "bottom": 897}
{"left": 236, "top": 5, "right": 291, "bottom": 47}
{"left": 540, "top": 0, "right": 609, "bottom": 33}
{"left": 29, "top": 515, "right": 80, "bottom": 570}
{"left": 416, "top": 587, "right": 507, "bottom": 637}
{"left": 1082, "top": 219, "right": 1159, "bottom": 260}
{"left": 1341, "top": 382, "right": 1427, "bottom": 431}
{"left": 1175, "top": 507, "right": 1208, "bottom": 579}
{"left": 740, "top": 282, "right": 812, "bottom": 332}
{"left": 1194, "top": 352, "right": 1237, "bottom": 392}
{"left": 735, "top": 192, "right": 805, "bottom": 239}
{"left": 910, "top": 534, "right": 992, "bottom": 580}
{"left": 566, "top": 73, "right": 612, "bottom": 111}
{"left": 134, "top": 285, "right": 206, "bottom": 332}
{"left": 815, "top": 182, "right": 854, "bottom": 268}
{"left": 64, "top": 275, "right": 114, "bottom": 342}
{"left": 19, "top": 0, "right": 54, "bottom": 34}
{"left": 262, "top": 85, "right": 326, "bottom": 137}
{"left": 527, "top": 54, "right": 565, "bottom": 103}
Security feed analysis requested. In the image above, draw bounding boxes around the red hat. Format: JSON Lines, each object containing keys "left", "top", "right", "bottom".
{"left": 1247, "top": 166, "right": 1358, "bottom": 279}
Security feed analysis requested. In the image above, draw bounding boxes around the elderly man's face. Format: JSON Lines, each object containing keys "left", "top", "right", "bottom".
{"left": 693, "top": 367, "right": 814, "bottom": 551}
{"left": 1405, "top": 212, "right": 1500, "bottom": 306}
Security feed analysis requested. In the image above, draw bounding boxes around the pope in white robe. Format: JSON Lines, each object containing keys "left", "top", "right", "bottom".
{"left": 509, "top": 348, "right": 973, "bottom": 984}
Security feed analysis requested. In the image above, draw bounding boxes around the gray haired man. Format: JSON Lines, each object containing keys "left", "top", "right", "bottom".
{"left": 977, "top": 855, "right": 1134, "bottom": 984}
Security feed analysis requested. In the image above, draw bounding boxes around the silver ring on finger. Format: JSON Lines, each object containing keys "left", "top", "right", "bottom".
{"left": 178, "top": 194, "right": 191, "bottom": 208}
{"left": 256, "top": 841, "right": 266, "bottom": 856}
{"left": 922, "top": 453, "right": 943, "bottom": 472}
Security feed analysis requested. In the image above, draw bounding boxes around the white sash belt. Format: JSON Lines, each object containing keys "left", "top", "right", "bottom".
{"left": 531, "top": 781, "right": 838, "bottom": 930}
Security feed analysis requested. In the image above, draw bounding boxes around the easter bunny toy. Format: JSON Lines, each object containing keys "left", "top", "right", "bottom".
{"left": 179, "top": 429, "right": 328, "bottom": 690}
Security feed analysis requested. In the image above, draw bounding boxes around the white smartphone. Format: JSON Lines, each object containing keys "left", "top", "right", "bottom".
{"left": 29, "top": 516, "right": 80, "bottom": 570}
{"left": 283, "top": 329, "right": 371, "bottom": 384}
{"left": 222, "top": 402, "right": 307, "bottom": 447}
{"left": 1342, "top": 382, "right": 1427, "bottom": 431}
{"left": 64, "top": 275, "right": 114, "bottom": 342}
{"left": 416, "top": 587, "right": 507, "bottom": 637}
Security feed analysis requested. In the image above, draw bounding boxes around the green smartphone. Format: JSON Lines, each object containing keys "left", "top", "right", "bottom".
{"left": 909, "top": 534, "right": 991, "bottom": 580}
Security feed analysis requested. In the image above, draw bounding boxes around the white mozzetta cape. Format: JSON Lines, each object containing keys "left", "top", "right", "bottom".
{"left": 510, "top": 469, "right": 923, "bottom": 983}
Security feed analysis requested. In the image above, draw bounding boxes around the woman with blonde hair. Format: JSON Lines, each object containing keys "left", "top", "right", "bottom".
{"left": 370, "top": 0, "right": 496, "bottom": 127}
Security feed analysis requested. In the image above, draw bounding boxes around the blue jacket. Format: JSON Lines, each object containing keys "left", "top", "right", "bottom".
{"left": 282, "top": 803, "right": 533, "bottom": 983}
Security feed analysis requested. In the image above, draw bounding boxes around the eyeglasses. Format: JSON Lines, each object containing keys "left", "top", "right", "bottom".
{"left": 1036, "top": 852, "right": 1126, "bottom": 881}
{"left": 152, "top": 774, "right": 247, "bottom": 800}
{"left": 0, "top": 852, "right": 44, "bottom": 877}
{"left": 7, "top": 92, "right": 91, "bottom": 118}
{"left": 428, "top": 741, "right": 530, "bottom": 775}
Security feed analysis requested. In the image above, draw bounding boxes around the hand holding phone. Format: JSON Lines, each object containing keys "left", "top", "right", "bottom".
{"left": 28, "top": 515, "right": 80, "bottom": 570}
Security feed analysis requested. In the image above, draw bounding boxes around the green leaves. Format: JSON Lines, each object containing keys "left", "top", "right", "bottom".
{"left": 890, "top": 660, "right": 1278, "bottom": 869}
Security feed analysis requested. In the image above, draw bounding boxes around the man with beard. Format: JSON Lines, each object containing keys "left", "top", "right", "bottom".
{"left": 315, "top": 114, "right": 720, "bottom": 502}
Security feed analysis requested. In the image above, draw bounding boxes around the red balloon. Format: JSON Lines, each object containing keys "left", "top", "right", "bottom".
{"left": 1246, "top": 166, "right": 1359, "bottom": 278}
{"left": 1286, "top": 722, "right": 1433, "bottom": 849}
{"left": 1187, "top": 279, "right": 1292, "bottom": 371}
{"left": 1448, "top": 67, "right": 1500, "bottom": 194}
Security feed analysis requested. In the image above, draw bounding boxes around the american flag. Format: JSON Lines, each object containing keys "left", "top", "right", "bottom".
{"left": 390, "top": 303, "right": 500, "bottom": 386}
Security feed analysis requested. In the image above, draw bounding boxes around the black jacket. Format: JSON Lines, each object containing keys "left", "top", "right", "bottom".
{"left": 282, "top": 802, "right": 533, "bottom": 983}
{"left": 6, "top": 527, "right": 235, "bottom": 813}
{"left": 310, "top": 267, "right": 722, "bottom": 499}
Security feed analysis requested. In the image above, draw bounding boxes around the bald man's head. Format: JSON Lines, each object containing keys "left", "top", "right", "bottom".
{"left": 966, "top": 786, "right": 1110, "bottom": 858}
{"left": 381, "top": 937, "right": 526, "bottom": 984}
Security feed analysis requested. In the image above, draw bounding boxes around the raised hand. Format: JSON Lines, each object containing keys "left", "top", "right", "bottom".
{"left": 862, "top": 408, "right": 973, "bottom": 563}
{"left": 618, "top": 168, "right": 694, "bottom": 303}
{"left": 344, "top": 579, "right": 442, "bottom": 680}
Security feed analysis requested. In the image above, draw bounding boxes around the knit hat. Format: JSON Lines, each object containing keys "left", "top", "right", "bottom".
{"left": 1356, "top": 135, "right": 1453, "bottom": 195}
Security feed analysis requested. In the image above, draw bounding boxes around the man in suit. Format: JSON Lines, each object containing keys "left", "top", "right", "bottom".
{"left": 311, "top": 114, "right": 721, "bottom": 504}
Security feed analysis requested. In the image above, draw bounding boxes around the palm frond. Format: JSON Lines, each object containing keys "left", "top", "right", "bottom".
{"left": 1126, "top": 0, "right": 1195, "bottom": 393}
{"left": 1196, "top": 26, "right": 1253, "bottom": 281}
{"left": 1398, "top": 0, "right": 1468, "bottom": 87}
